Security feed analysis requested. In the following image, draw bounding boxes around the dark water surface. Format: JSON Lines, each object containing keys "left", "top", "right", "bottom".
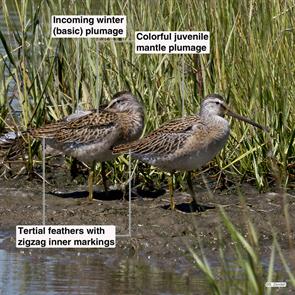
{"left": 0, "top": 232, "right": 207, "bottom": 295}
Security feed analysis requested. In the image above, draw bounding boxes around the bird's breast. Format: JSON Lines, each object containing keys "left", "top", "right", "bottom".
{"left": 119, "top": 112, "right": 144, "bottom": 143}
{"left": 152, "top": 117, "right": 230, "bottom": 172}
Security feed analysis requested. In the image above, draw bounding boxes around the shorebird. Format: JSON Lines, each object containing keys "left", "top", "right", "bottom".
{"left": 0, "top": 91, "right": 144, "bottom": 201}
{"left": 113, "top": 93, "right": 269, "bottom": 210}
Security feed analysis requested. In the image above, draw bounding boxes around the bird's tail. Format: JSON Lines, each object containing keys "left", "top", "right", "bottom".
{"left": 0, "top": 131, "right": 27, "bottom": 160}
{"left": 29, "top": 122, "right": 61, "bottom": 138}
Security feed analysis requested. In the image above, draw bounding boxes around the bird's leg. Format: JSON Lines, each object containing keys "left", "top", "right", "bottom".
{"left": 187, "top": 171, "right": 203, "bottom": 211}
{"left": 87, "top": 161, "right": 96, "bottom": 201}
{"left": 168, "top": 172, "right": 175, "bottom": 210}
{"left": 101, "top": 161, "right": 108, "bottom": 192}
{"left": 187, "top": 171, "right": 196, "bottom": 201}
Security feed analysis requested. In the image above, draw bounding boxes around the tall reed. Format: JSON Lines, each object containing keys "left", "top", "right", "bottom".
{"left": 0, "top": 0, "right": 294, "bottom": 187}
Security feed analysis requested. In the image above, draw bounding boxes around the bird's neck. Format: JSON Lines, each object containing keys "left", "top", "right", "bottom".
{"left": 200, "top": 111, "right": 228, "bottom": 127}
{"left": 200, "top": 109, "right": 218, "bottom": 120}
{"left": 119, "top": 109, "right": 144, "bottom": 141}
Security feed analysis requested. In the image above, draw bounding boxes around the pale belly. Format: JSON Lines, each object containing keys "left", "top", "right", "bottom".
{"left": 46, "top": 140, "right": 116, "bottom": 163}
{"left": 158, "top": 146, "right": 221, "bottom": 171}
{"left": 143, "top": 134, "right": 229, "bottom": 172}
{"left": 70, "top": 143, "right": 116, "bottom": 163}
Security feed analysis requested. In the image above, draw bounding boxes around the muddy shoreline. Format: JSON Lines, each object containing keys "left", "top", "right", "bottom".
{"left": 1, "top": 172, "right": 295, "bottom": 273}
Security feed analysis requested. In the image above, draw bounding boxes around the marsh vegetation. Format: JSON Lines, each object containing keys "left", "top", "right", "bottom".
{"left": 0, "top": 0, "right": 294, "bottom": 294}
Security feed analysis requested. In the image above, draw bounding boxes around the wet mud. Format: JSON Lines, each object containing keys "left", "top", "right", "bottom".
{"left": 0, "top": 165, "right": 295, "bottom": 286}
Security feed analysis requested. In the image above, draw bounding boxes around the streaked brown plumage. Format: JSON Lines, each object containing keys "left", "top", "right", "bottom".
{"left": 113, "top": 93, "right": 269, "bottom": 210}
{"left": 1, "top": 91, "right": 144, "bottom": 200}
{"left": 31, "top": 92, "right": 144, "bottom": 162}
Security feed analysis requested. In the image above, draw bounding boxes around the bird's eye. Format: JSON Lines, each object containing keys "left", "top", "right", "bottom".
{"left": 215, "top": 101, "right": 220, "bottom": 105}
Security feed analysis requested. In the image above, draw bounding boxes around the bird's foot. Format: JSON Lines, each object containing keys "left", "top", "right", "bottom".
{"left": 169, "top": 200, "right": 176, "bottom": 210}
{"left": 77, "top": 195, "right": 95, "bottom": 206}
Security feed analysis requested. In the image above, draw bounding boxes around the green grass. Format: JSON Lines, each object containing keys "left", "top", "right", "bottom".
{"left": 0, "top": 0, "right": 294, "bottom": 291}
{"left": 0, "top": 0, "right": 294, "bottom": 186}
{"left": 188, "top": 207, "right": 295, "bottom": 295}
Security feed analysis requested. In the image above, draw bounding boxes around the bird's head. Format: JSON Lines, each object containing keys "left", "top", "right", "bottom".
{"left": 106, "top": 91, "right": 144, "bottom": 114}
{"left": 200, "top": 93, "right": 269, "bottom": 131}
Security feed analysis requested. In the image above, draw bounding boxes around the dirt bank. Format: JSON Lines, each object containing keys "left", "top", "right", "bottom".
{"left": 1, "top": 171, "right": 295, "bottom": 273}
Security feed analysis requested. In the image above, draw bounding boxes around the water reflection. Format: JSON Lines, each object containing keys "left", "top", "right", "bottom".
{"left": 0, "top": 233, "right": 207, "bottom": 295}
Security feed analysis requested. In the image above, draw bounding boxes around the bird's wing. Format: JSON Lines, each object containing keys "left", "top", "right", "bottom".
{"left": 31, "top": 110, "right": 120, "bottom": 145}
{"left": 113, "top": 115, "right": 205, "bottom": 157}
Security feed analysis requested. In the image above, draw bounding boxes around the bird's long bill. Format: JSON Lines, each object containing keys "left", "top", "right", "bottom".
{"left": 227, "top": 110, "right": 269, "bottom": 132}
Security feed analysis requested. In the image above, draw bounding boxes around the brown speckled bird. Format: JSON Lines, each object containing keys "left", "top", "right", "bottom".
{"left": 1, "top": 91, "right": 144, "bottom": 201}
{"left": 113, "top": 93, "right": 269, "bottom": 210}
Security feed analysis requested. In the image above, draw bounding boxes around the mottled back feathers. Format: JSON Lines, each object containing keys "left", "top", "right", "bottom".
{"left": 0, "top": 91, "right": 144, "bottom": 162}
{"left": 31, "top": 110, "right": 119, "bottom": 145}
{"left": 113, "top": 116, "right": 208, "bottom": 158}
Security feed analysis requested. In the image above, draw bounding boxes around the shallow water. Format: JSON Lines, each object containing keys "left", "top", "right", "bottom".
{"left": 0, "top": 232, "right": 208, "bottom": 295}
